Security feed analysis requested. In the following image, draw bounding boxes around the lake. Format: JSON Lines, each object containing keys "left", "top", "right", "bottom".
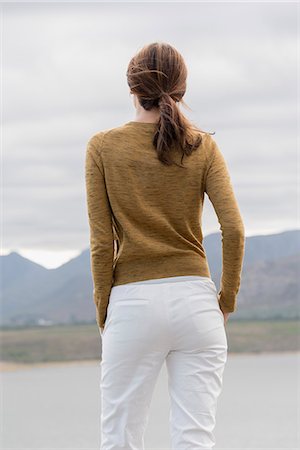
{"left": 1, "top": 352, "right": 299, "bottom": 449}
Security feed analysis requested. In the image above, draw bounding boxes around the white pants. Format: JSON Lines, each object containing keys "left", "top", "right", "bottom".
{"left": 99, "top": 275, "right": 228, "bottom": 450}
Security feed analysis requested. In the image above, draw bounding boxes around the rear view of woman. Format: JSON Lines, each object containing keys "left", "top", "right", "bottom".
{"left": 85, "top": 42, "right": 245, "bottom": 450}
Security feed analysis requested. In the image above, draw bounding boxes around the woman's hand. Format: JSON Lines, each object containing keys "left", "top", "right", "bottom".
{"left": 218, "top": 293, "right": 230, "bottom": 325}
{"left": 222, "top": 311, "right": 230, "bottom": 324}
{"left": 218, "top": 299, "right": 230, "bottom": 325}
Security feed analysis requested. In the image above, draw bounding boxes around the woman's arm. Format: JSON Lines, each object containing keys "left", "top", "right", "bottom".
{"left": 85, "top": 133, "right": 114, "bottom": 330}
{"left": 204, "top": 134, "right": 245, "bottom": 313}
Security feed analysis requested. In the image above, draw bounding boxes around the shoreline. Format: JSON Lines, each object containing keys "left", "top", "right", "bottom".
{"left": 0, "top": 359, "right": 101, "bottom": 372}
{"left": 1, "top": 351, "right": 299, "bottom": 372}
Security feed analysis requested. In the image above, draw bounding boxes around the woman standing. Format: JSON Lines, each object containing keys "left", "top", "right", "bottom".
{"left": 85, "top": 42, "right": 245, "bottom": 450}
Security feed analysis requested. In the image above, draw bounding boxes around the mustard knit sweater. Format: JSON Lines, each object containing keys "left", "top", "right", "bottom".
{"left": 85, "top": 121, "right": 245, "bottom": 329}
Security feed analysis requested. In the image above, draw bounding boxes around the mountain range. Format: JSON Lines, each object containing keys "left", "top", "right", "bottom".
{"left": 1, "top": 229, "right": 299, "bottom": 326}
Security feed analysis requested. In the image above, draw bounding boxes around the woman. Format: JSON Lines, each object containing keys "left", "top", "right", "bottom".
{"left": 85, "top": 42, "right": 245, "bottom": 450}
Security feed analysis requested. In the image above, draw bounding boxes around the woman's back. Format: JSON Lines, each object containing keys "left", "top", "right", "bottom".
{"left": 85, "top": 119, "right": 245, "bottom": 329}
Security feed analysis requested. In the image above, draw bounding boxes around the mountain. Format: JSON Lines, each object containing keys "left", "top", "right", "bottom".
{"left": 1, "top": 230, "right": 299, "bottom": 326}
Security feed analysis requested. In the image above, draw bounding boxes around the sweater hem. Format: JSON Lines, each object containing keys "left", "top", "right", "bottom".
{"left": 112, "top": 254, "right": 211, "bottom": 287}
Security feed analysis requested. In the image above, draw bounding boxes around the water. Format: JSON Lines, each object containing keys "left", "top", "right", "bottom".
{"left": 1, "top": 352, "right": 299, "bottom": 449}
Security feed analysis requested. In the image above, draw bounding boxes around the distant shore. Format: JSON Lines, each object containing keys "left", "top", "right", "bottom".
{"left": 0, "top": 359, "right": 101, "bottom": 372}
{"left": 1, "top": 321, "right": 299, "bottom": 368}
{"left": 1, "top": 351, "right": 299, "bottom": 372}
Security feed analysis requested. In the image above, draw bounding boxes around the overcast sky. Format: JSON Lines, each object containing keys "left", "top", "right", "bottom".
{"left": 2, "top": 1, "right": 298, "bottom": 268}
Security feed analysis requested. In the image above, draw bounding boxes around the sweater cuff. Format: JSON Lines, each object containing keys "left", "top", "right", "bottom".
{"left": 217, "top": 290, "right": 237, "bottom": 313}
{"left": 93, "top": 289, "right": 111, "bottom": 329}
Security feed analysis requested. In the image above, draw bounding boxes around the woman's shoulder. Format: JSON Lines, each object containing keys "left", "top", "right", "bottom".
{"left": 87, "top": 128, "right": 112, "bottom": 148}
{"left": 87, "top": 122, "right": 132, "bottom": 149}
{"left": 196, "top": 131, "right": 221, "bottom": 166}
{"left": 195, "top": 130, "right": 215, "bottom": 146}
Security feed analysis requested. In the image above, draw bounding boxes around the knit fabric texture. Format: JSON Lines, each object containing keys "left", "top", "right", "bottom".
{"left": 85, "top": 121, "right": 245, "bottom": 329}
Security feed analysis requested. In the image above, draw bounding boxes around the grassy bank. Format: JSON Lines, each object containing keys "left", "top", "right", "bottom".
{"left": 0, "top": 320, "right": 299, "bottom": 364}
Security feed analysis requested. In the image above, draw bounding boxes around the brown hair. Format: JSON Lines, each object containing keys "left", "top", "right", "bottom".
{"left": 126, "top": 42, "right": 213, "bottom": 167}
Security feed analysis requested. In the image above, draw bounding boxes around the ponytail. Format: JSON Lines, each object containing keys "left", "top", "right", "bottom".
{"left": 126, "top": 42, "right": 213, "bottom": 167}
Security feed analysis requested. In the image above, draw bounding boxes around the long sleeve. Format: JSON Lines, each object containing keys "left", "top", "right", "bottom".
{"left": 85, "top": 134, "right": 114, "bottom": 330}
{"left": 204, "top": 135, "right": 245, "bottom": 313}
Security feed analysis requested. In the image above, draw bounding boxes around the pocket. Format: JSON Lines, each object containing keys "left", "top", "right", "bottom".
{"left": 218, "top": 305, "right": 225, "bottom": 326}
{"left": 187, "top": 278, "right": 217, "bottom": 294}
{"left": 114, "top": 298, "right": 149, "bottom": 306}
{"left": 111, "top": 297, "right": 151, "bottom": 338}
{"left": 100, "top": 300, "right": 114, "bottom": 339}
{"left": 186, "top": 281, "right": 225, "bottom": 333}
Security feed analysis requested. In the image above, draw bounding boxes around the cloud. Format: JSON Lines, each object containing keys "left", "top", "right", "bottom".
{"left": 2, "top": 2, "right": 297, "bottom": 264}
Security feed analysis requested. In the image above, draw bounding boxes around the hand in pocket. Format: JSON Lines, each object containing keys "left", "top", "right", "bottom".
{"left": 222, "top": 311, "right": 230, "bottom": 325}
{"left": 217, "top": 294, "right": 230, "bottom": 325}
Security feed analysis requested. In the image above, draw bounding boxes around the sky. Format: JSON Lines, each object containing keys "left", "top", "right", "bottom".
{"left": 2, "top": 1, "right": 298, "bottom": 268}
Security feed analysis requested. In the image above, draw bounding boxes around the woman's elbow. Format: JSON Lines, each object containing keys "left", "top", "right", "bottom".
{"left": 221, "top": 221, "right": 245, "bottom": 240}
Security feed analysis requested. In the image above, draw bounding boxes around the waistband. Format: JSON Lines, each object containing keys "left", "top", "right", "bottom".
{"left": 119, "top": 275, "right": 212, "bottom": 285}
